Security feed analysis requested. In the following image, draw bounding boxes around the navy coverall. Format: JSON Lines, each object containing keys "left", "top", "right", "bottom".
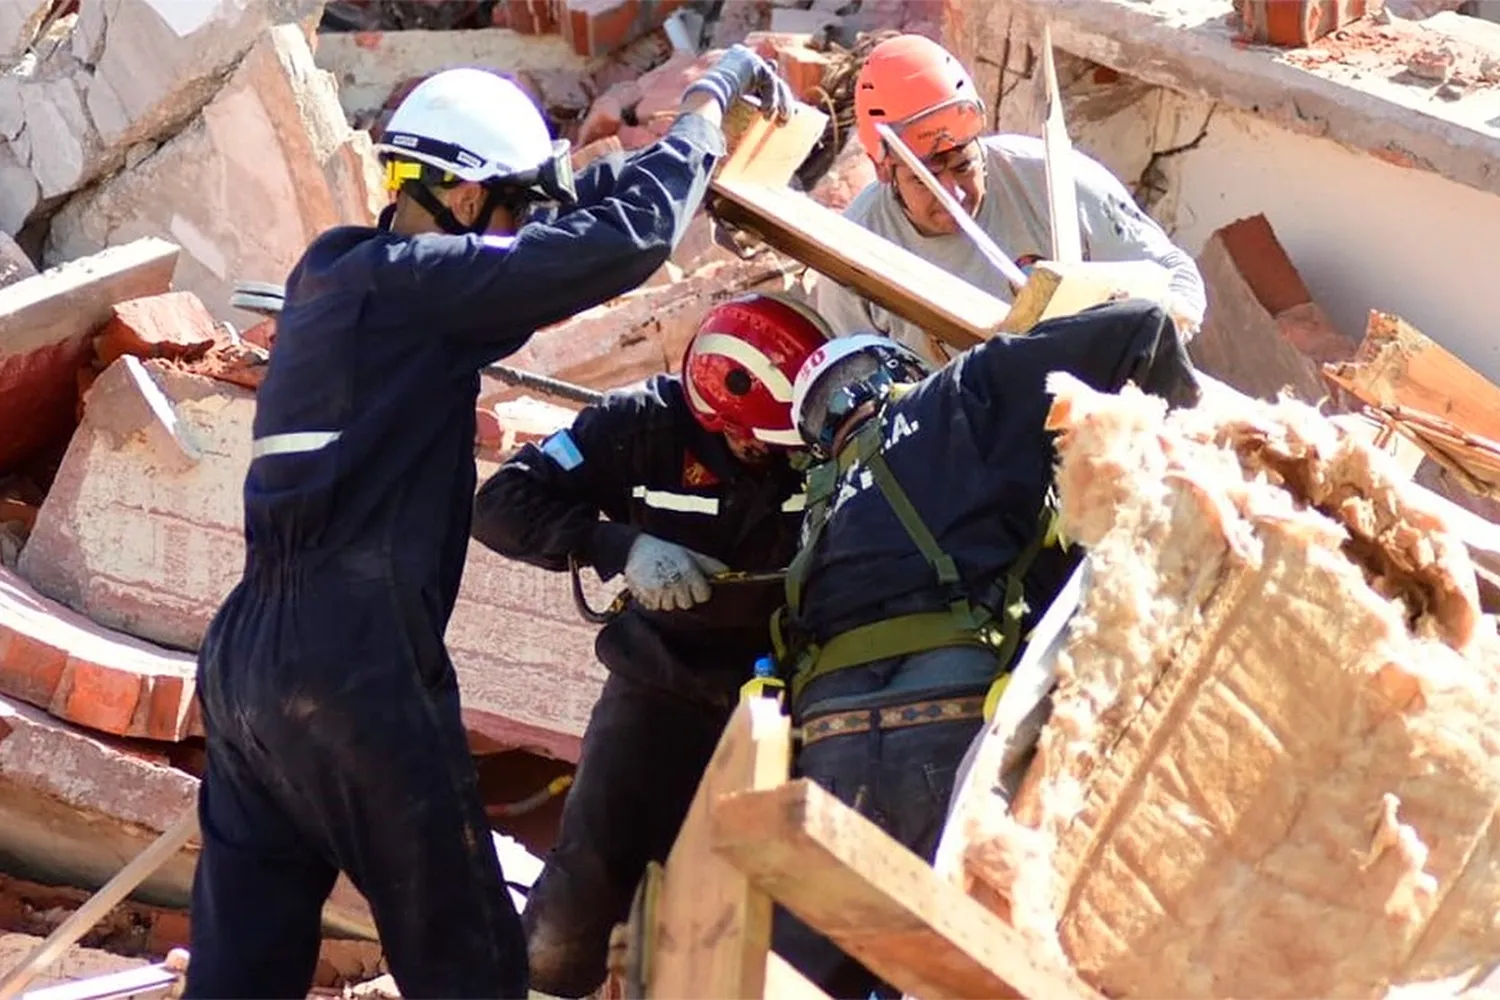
{"left": 775, "top": 300, "right": 1201, "bottom": 997}
{"left": 472, "top": 376, "right": 805, "bottom": 997}
{"left": 186, "top": 114, "right": 725, "bottom": 999}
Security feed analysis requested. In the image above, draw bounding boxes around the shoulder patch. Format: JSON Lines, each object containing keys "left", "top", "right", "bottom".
{"left": 682, "top": 451, "right": 719, "bottom": 488}
{"left": 541, "top": 429, "right": 584, "bottom": 471}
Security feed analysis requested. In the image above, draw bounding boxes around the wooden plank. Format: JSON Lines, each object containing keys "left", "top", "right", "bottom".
{"left": 709, "top": 182, "right": 1010, "bottom": 350}
{"left": 1325, "top": 311, "right": 1500, "bottom": 444}
{"left": 718, "top": 100, "right": 829, "bottom": 188}
{"left": 647, "top": 697, "right": 791, "bottom": 999}
{"left": 998, "top": 259, "right": 1173, "bottom": 335}
{"left": 711, "top": 779, "right": 1103, "bottom": 1000}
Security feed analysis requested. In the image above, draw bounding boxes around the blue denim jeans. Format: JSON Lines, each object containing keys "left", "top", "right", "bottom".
{"left": 772, "top": 647, "right": 991, "bottom": 998}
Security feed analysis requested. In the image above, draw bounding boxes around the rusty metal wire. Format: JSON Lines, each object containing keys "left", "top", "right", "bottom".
{"left": 792, "top": 28, "right": 901, "bottom": 192}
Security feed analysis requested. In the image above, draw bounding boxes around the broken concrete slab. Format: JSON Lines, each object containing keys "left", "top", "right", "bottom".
{"left": 313, "top": 26, "right": 589, "bottom": 130}
{"left": 45, "top": 24, "right": 383, "bottom": 320}
{"left": 20, "top": 357, "right": 604, "bottom": 761}
{"left": 0, "top": 0, "right": 324, "bottom": 222}
{"left": 0, "top": 230, "right": 35, "bottom": 288}
{"left": 20, "top": 359, "right": 254, "bottom": 649}
{"left": 1189, "top": 214, "right": 1360, "bottom": 405}
{"left": 0, "top": 693, "right": 376, "bottom": 936}
{"left": 0, "top": 236, "right": 178, "bottom": 476}
{"left": 94, "top": 290, "right": 218, "bottom": 368}
{"left": 484, "top": 254, "right": 798, "bottom": 405}
{"left": 0, "top": 563, "right": 201, "bottom": 742}
{"left": 0, "top": 932, "right": 153, "bottom": 995}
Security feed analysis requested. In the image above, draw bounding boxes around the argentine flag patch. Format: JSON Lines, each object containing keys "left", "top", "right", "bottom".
{"left": 541, "top": 429, "right": 584, "bottom": 471}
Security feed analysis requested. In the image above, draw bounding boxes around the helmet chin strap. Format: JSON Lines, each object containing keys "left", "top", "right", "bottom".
{"left": 406, "top": 181, "right": 503, "bottom": 236}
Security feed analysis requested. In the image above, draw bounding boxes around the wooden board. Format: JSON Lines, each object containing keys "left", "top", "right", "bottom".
{"left": 998, "top": 259, "right": 1173, "bottom": 335}
{"left": 707, "top": 96, "right": 1011, "bottom": 351}
{"left": 1325, "top": 311, "right": 1500, "bottom": 444}
{"left": 709, "top": 183, "right": 1011, "bottom": 350}
{"left": 647, "top": 697, "right": 791, "bottom": 998}
{"left": 711, "top": 778, "right": 1103, "bottom": 1000}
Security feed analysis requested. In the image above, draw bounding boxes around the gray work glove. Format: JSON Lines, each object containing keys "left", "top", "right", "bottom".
{"left": 682, "top": 43, "right": 793, "bottom": 122}
{"left": 624, "top": 534, "right": 729, "bottom": 612}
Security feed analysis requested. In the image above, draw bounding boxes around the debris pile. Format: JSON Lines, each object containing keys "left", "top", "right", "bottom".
{"left": 0, "top": 0, "right": 921, "bottom": 989}
{"left": 963, "top": 373, "right": 1500, "bottom": 997}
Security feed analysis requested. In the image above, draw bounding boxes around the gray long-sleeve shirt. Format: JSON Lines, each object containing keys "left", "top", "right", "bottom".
{"left": 813, "top": 134, "right": 1206, "bottom": 363}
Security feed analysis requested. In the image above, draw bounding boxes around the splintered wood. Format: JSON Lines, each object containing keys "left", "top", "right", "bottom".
{"left": 962, "top": 376, "right": 1500, "bottom": 998}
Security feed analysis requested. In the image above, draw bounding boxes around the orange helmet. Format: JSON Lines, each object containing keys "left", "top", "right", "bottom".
{"left": 682, "top": 293, "right": 832, "bottom": 447}
{"left": 854, "top": 35, "right": 986, "bottom": 162}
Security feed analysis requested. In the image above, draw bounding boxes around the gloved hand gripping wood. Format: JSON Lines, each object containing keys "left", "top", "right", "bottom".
{"left": 682, "top": 43, "right": 794, "bottom": 122}
{"left": 623, "top": 535, "right": 730, "bottom": 611}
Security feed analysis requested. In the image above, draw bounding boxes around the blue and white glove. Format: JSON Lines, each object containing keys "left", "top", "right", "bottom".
{"left": 682, "top": 43, "right": 794, "bottom": 122}
{"left": 624, "top": 534, "right": 730, "bottom": 612}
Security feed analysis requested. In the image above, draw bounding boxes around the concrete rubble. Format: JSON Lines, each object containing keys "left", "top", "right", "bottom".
{"left": 1, "top": 0, "right": 1499, "bottom": 992}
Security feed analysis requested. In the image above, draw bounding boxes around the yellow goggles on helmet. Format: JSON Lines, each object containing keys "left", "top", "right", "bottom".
{"left": 382, "top": 157, "right": 455, "bottom": 193}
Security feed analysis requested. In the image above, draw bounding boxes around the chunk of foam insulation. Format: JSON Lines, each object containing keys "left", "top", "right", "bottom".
{"left": 964, "top": 373, "right": 1500, "bottom": 998}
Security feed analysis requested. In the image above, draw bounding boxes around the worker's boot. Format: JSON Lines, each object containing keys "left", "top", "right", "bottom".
{"left": 523, "top": 853, "right": 621, "bottom": 998}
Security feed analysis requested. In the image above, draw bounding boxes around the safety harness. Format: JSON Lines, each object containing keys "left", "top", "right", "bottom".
{"left": 771, "top": 389, "right": 1062, "bottom": 707}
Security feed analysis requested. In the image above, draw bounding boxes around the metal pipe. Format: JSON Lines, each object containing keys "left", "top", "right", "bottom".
{"left": 482, "top": 365, "right": 605, "bottom": 407}
{"left": 873, "top": 122, "right": 1029, "bottom": 292}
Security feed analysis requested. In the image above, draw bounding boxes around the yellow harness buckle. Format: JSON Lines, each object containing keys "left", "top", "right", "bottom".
{"left": 740, "top": 675, "right": 785, "bottom": 702}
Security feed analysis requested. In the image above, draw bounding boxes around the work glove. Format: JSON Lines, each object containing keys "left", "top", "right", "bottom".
{"left": 624, "top": 534, "right": 730, "bottom": 612}
{"left": 682, "top": 44, "right": 793, "bottom": 123}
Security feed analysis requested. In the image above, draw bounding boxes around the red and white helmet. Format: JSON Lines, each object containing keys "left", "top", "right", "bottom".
{"left": 682, "top": 293, "right": 833, "bottom": 447}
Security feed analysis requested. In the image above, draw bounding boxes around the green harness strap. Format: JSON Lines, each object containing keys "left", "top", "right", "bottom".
{"left": 775, "top": 399, "right": 1062, "bottom": 704}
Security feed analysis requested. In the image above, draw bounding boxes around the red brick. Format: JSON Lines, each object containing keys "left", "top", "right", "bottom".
{"left": 0, "top": 238, "right": 178, "bottom": 476}
{"left": 777, "top": 44, "right": 834, "bottom": 103}
{"left": 242, "top": 316, "right": 277, "bottom": 351}
{"left": 1189, "top": 214, "right": 1360, "bottom": 407}
{"left": 0, "top": 565, "right": 200, "bottom": 741}
{"left": 95, "top": 291, "right": 219, "bottom": 369}
{"left": 502, "top": 0, "right": 559, "bottom": 33}
{"left": 560, "top": 0, "right": 686, "bottom": 58}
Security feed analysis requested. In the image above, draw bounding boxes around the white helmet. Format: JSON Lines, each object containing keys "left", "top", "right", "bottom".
{"left": 375, "top": 68, "right": 559, "bottom": 184}
{"left": 791, "top": 333, "right": 931, "bottom": 454}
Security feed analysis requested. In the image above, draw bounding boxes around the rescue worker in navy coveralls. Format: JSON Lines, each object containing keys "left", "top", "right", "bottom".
{"left": 184, "top": 51, "right": 795, "bottom": 999}
{"left": 471, "top": 293, "right": 831, "bottom": 997}
{"left": 771, "top": 299, "right": 1203, "bottom": 997}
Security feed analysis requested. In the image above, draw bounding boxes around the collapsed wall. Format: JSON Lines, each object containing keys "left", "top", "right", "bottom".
{"left": 965, "top": 375, "right": 1500, "bottom": 997}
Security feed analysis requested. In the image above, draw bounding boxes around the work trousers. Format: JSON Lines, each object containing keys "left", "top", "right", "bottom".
{"left": 523, "top": 672, "right": 731, "bottom": 997}
{"left": 773, "top": 647, "right": 992, "bottom": 999}
{"left": 185, "top": 612, "right": 527, "bottom": 998}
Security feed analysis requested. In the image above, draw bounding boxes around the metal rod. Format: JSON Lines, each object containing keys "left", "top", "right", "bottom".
{"left": 873, "top": 122, "right": 1029, "bottom": 291}
{"left": 1041, "top": 25, "right": 1084, "bottom": 266}
{"left": 0, "top": 811, "right": 199, "bottom": 1000}
{"left": 483, "top": 365, "right": 604, "bottom": 406}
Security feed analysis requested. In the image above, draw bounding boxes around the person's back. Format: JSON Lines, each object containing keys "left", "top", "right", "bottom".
{"left": 770, "top": 299, "right": 1201, "bottom": 996}
{"left": 186, "top": 53, "right": 797, "bottom": 1000}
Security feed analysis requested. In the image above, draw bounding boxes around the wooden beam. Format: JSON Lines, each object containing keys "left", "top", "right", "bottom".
{"left": 707, "top": 97, "right": 1011, "bottom": 351}
{"left": 647, "top": 697, "right": 791, "bottom": 998}
{"left": 1325, "top": 311, "right": 1500, "bottom": 444}
{"left": 711, "top": 779, "right": 1103, "bottom": 1000}
{"left": 709, "top": 183, "right": 1011, "bottom": 350}
{"left": 999, "top": 259, "right": 1173, "bottom": 334}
